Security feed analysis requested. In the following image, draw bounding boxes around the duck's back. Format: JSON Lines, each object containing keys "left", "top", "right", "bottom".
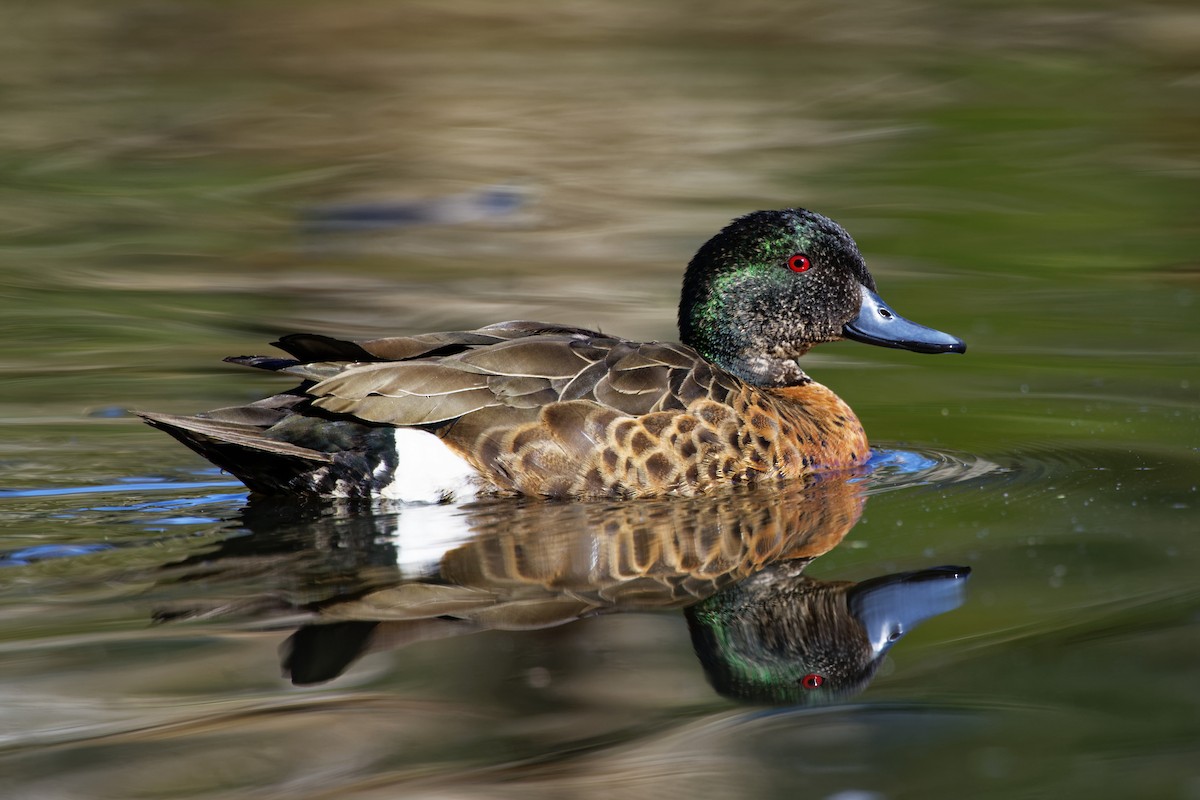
{"left": 140, "top": 321, "right": 868, "bottom": 500}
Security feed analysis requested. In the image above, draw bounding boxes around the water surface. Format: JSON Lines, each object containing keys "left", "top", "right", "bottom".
{"left": 2, "top": 2, "right": 1198, "bottom": 798}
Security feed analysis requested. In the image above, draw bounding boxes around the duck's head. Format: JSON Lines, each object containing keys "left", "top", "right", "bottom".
{"left": 679, "top": 209, "right": 965, "bottom": 386}
{"left": 685, "top": 564, "right": 972, "bottom": 706}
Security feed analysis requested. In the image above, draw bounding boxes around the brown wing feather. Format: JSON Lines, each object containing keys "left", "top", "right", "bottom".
{"left": 315, "top": 389, "right": 502, "bottom": 426}
{"left": 313, "top": 361, "right": 489, "bottom": 398}
{"left": 288, "top": 325, "right": 723, "bottom": 431}
{"left": 447, "top": 337, "right": 600, "bottom": 379}
{"left": 357, "top": 331, "right": 507, "bottom": 361}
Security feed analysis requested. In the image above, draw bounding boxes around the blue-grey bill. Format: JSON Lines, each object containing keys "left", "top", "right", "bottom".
{"left": 847, "top": 565, "right": 972, "bottom": 658}
{"left": 843, "top": 286, "right": 966, "bottom": 354}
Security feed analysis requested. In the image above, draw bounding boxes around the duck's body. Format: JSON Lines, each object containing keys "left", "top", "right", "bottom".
{"left": 141, "top": 209, "right": 964, "bottom": 500}
{"left": 143, "top": 323, "right": 867, "bottom": 500}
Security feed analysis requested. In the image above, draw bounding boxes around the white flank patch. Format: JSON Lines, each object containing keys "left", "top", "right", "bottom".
{"left": 393, "top": 503, "right": 477, "bottom": 578}
{"left": 389, "top": 503, "right": 478, "bottom": 578}
{"left": 379, "top": 428, "right": 481, "bottom": 504}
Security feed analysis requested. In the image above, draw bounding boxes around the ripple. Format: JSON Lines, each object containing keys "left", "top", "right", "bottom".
{"left": 0, "top": 474, "right": 248, "bottom": 570}
{"left": 966, "top": 441, "right": 1137, "bottom": 507}
{"left": 860, "top": 447, "right": 1007, "bottom": 495}
{"left": 860, "top": 442, "right": 1133, "bottom": 508}
{"left": 0, "top": 444, "right": 1125, "bottom": 573}
{"left": 0, "top": 543, "right": 114, "bottom": 566}
{"left": 84, "top": 492, "right": 248, "bottom": 515}
{"left": 0, "top": 479, "right": 243, "bottom": 500}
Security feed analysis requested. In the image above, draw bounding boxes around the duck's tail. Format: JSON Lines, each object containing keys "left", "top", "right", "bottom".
{"left": 138, "top": 410, "right": 334, "bottom": 496}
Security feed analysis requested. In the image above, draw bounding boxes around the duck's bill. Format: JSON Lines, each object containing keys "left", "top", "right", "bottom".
{"left": 847, "top": 565, "right": 972, "bottom": 658}
{"left": 843, "top": 286, "right": 966, "bottom": 354}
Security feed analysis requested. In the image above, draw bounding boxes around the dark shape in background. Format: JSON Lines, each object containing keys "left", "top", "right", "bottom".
{"left": 301, "top": 184, "right": 532, "bottom": 234}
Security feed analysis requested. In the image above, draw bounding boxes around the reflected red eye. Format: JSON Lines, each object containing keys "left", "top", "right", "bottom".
{"left": 788, "top": 254, "right": 811, "bottom": 273}
{"left": 801, "top": 673, "right": 824, "bottom": 689}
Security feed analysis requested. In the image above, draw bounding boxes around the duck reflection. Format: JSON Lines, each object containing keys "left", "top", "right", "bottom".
{"left": 686, "top": 563, "right": 969, "bottom": 704}
{"left": 161, "top": 473, "right": 970, "bottom": 705}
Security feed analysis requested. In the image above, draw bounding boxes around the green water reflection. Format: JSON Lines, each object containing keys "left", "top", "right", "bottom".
{"left": 1, "top": 1, "right": 1198, "bottom": 798}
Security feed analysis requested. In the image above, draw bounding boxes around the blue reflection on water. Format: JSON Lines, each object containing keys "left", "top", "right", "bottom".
{"left": 0, "top": 480, "right": 242, "bottom": 500}
{"left": 0, "top": 477, "right": 248, "bottom": 567}
{"left": 1, "top": 543, "right": 113, "bottom": 566}
{"left": 866, "top": 448, "right": 940, "bottom": 474}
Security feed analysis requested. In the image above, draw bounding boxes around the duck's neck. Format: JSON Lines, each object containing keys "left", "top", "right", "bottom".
{"left": 720, "top": 351, "right": 811, "bottom": 387}
{"left": 679, "top": 285, "right": 812, "bottom": 388}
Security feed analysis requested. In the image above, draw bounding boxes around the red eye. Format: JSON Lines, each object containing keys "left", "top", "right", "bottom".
{"left": 788, "top": 254, "right": 811, "bottom": 273}
{"left": 801, "top": 673, "right": 824, "bottom": 689}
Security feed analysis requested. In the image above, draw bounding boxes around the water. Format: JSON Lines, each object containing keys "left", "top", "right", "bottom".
{"left": 2, "top": 2, "right": 1199, "bottom": 798}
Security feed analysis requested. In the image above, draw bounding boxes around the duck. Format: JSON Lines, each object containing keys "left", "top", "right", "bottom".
{"left": 139, "top": 208, "right": 965, "bottom": 501}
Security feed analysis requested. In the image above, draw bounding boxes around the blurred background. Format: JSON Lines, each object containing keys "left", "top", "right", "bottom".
{"left": 1, "top": 1, "right": 1198, "bottom": 798}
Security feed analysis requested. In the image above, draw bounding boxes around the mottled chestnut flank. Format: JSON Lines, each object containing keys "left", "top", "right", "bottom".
{"left": 427, "top": 358, "right": 866, "bottom": 498}
{"left": 139, "top": 208, "right": 963, "bottom": 499}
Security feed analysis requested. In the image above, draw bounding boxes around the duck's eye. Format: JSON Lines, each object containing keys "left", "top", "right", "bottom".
{"left": 787, "top": 254, "right": 812, "bottom": 273}
{"left": 800, "top": 673, "right": 824, "bottom": 689}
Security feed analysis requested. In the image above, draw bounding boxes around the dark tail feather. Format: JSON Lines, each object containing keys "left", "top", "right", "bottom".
{"left": 138, "top": 411, "right": 333, "bottom": 495}
{"left": 281, "top": 621, "right": 380, "bottom": 685}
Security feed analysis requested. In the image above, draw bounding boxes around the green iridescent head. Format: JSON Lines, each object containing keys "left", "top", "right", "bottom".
{"left": 684, "top": 564, "right": 971, "bottom": 706}
{"left": 685, "top": 573, "right": 878, "bottom": 706}
{"left": 678, "top": 209, "right": 965, "bottom": 386}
